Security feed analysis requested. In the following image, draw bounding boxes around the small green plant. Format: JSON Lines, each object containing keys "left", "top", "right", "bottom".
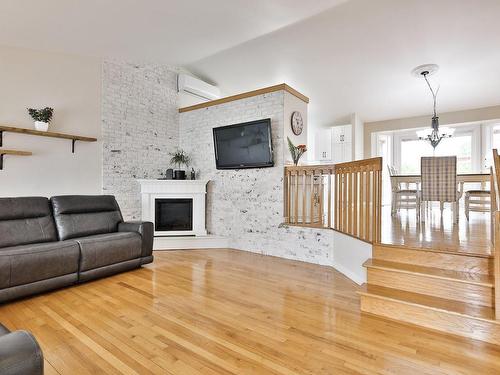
{"left": 287, "top": 137, "right": 307, "bottom": 165}
{"left": 27, "top": 107, "right": 54, "bottom": 123}
{"left": 169, "top": 149, "right": 191, "bottom": 170}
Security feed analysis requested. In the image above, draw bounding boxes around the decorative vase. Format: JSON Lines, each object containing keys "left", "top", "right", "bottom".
{"left": 34, "top": 121, "right": 49, "bottom": 132}
{"left": 174, "top": 170, "right": 186, "bottom": 180}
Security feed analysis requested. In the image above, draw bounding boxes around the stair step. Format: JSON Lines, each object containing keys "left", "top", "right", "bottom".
{"left": 358, "top": 285, "right": 500, "bottom": 346}
{"left": 364, "top": 259, "right": 493, "bottom": 286}
{"left": 359, "top": 284, "right": 495, "bottom": 320}
{"left": 364, "top": 259, "right": 494, "bottom": 307}
{"left": 373, "top": 244, "right": 492, "bottom": 275}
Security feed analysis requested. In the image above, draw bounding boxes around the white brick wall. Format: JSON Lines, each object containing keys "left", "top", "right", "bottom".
{"left": 180, "top": 91, "right": 333, "bottom": 265}
{"left": 102, "top": 61, "right": 179, "bottom": 219}
{"left": 102, "top": 65, "right": 333, "bottom": 266}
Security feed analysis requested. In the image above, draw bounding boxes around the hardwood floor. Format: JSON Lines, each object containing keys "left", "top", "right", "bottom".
{"left": 1, "top": 249, "right": 500, "bottom": 374}
{"left": 380, "top": 205, "right": 492, "bottom": 256}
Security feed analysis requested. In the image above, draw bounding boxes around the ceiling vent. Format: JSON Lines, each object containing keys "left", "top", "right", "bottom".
{"left": 177, "top": 73, "right": 220, "bottom": 101}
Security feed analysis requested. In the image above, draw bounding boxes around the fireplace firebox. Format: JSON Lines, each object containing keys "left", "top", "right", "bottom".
{"left": 155, "top": 198, "right": 193, "bottom": 232}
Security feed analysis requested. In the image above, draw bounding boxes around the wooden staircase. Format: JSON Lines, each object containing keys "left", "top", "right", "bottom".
{"left": 358, "top": 243, "right": 500, "bottom": 345}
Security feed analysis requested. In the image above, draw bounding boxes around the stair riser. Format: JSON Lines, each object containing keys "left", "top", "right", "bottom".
{"left": 367, "top": 268, "right": 494, "bottom": 307}
{"left": 373, "top": 246, "right": 492, "bottom": 275}
{"left": 360, "top": 294, "right": 500, "bottom": 346}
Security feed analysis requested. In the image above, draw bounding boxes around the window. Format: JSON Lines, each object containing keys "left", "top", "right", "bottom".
{"left": 395, "top": 125, "right": 479, "bottom": 174}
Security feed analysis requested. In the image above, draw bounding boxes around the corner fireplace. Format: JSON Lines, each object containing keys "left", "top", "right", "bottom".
{"left": 155, "top": 198, "right": 193, "bottom": 232}
{"left": 138, "top": 179, "right": 208, "bottom": 237}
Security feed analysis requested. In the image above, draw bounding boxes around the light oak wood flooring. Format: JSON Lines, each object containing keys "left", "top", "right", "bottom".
{"left": 380, "top": 205, "right": 492, "bottom": 256}
{"left": 1, "top": 249, "right": 500, "bottom": 374}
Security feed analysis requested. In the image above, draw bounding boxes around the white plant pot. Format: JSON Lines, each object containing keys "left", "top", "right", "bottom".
{"left": 34, "top": 121, "right": 49, "bottom": 132}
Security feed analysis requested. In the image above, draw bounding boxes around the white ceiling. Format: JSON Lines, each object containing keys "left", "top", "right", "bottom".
{"left": 187, "top": 0, "right": 500, "bottom": 125}
{"left": 1, "top": 0, "right": 500, "bottom": 126}
{"left": 0, "top": 0, "right": 346, "bottom": 65}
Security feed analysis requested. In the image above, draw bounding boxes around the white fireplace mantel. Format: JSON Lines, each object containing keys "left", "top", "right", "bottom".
{"left": 137, "top": 179, "right": 209, "bottom": 237}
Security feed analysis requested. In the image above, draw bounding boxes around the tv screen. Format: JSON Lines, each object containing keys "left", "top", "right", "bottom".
{"left": 213, "top": 119, "right": 273, "bottom": 169}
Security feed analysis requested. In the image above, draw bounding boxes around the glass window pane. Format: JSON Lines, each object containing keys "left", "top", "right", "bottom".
{"left": 400, "top": 132, "right": 472, "bottom": 174}
{"left": 435, "top": 135, "right": 472, "bottom": 173}
{"left": 400, "top": 139, "right": 433, "bottom": 174}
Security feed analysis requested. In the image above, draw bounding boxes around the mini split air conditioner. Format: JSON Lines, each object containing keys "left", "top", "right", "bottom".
{"left": 177, "top": 73, "right": 220, "bottom": 101}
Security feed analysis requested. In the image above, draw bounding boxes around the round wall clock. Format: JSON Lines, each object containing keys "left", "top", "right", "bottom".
{"left": 291, "top": 111, "right": 303, "bottom": 135}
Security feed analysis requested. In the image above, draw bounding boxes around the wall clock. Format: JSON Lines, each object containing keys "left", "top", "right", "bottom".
{"left": 291, "top": 111, "right": 303, "bottom": 135}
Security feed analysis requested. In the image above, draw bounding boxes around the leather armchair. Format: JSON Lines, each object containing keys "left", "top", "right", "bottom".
{"left": 118, "top": 221, "right": 154, "bottom": 263}
{"left": 0, "top": 324, "right": 43, "bottom": 375}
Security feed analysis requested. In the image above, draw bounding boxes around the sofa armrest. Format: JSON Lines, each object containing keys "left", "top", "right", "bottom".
{"left": 0, "top": 330, "right": 44, "bottom": 375}
{"left": 118, "top": 221, "right": 154, "bottom": 259}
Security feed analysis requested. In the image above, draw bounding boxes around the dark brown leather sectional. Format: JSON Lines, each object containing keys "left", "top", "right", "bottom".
{"left": 0, "top": 195, "right": 154, "bottom": 304}
{"left": 0, "top": 323, "right": 43, "bottom": 375}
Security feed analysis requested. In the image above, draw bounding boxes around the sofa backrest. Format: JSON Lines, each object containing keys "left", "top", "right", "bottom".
{"left": 50, "top": 195, "right": 123, "bottom": 240}
{"left": 0, "top": 197, "right": 58, "bottom": 248}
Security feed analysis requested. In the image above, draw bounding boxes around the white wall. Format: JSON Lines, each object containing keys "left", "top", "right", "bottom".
{"left": 284, "top": 91, "right": 308, "bottom": 164}
{"left": 351, "top": 112, "right": 364, "bottom": 160}
{"left": 332, "top": 231, "right": 371, "bottom": 285}
{"left": 0, "top": 45, "right": 102, "bottom": 197}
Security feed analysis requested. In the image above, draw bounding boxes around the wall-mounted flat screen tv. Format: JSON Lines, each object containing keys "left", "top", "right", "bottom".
{"left": 213, "top": 118, "right": 273, "bottom": 169}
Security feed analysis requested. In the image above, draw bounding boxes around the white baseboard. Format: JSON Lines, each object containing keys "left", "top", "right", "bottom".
{"left": 153, "top": 235, "right": 229, "bottom": 250}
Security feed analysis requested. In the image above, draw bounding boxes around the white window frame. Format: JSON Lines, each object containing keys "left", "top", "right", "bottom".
{"left": 392, "top": 124, "right": 481, "bottom": 174}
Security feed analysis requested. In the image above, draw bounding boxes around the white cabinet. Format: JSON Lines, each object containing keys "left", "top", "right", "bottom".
{"left": 314, "top": 124, "right": 353, "bottom": 164}
{"left": 332, "top": 125, "right": 352, "bottom": 163}
{"left": 314, "top": 128, "right": 332, "bottom": 161}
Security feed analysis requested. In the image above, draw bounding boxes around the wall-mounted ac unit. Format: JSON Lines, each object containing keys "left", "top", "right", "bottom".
{"left": 177, "top": 73, "right": 220, "bottom": 101}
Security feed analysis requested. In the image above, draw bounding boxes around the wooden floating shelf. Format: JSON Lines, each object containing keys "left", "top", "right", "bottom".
{"left": 0, "top": 125, "right": 97, "bottom": 153}
{"left": 0, "top": 149, "right": 32, "bottom": 170}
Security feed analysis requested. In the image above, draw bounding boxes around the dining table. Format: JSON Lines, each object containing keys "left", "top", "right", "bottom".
{"left": 390, "top": 173, "right": 491, "bottom": 197}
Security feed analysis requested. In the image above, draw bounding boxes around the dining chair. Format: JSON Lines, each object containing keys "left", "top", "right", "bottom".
{"left": 420, "top": 156, "right": 461, "bottom": 223}
{"left": 388, "top": 165, "right": 420, "bottom": 218}
{"left": 464, "top": 190, "right": 490, "bottom": 220}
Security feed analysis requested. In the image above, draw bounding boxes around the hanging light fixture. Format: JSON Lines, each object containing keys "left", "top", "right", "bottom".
{"left": 412, "top": 64, "right": 454, "bottom": 149}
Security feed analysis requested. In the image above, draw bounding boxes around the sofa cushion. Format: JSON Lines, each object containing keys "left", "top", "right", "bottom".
{"left": 51, "top": 195, "right": 123, "bottom": 240}
{"left": 75, "top": 232, "right": 142, "bottom": 272}
{"left": 0, "top": 197, "right": 57, "bottom": 248}
{"left": 0, "top": 241, "right": 79, "bottom": 289}
{"left": 0, "top": 323, "right": 9, "bottom": 336}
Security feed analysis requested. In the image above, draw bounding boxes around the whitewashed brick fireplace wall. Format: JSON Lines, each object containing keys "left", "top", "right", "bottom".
{"left": 102, "top": 68, "right": 333, "bottom": 265}
{"left": 102, "top": 61, "right": 179, "bottom": 220}
{"left": 179, "top": 90, "right": 334, "bottom": 265}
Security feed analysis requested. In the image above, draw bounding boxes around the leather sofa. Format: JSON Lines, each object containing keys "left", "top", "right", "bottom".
{"left": 0, "top": 195, "right": 153, "bottom": 303}
{"left": 0, "top": 323, "right": 43, "bottom": 375}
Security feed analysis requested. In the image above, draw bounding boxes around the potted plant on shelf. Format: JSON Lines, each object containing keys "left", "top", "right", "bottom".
{"left": 287, "top": 137, "right": 307, "bottom": 166}
{"left": 169, "top": 149, "right": 191, "bottom": 180}
{"left": 27, "top": 107, "right": 54, "bottom": 132}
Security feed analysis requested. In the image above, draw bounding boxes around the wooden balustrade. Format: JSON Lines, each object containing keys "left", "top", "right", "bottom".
{"left": 333, "top": 157, "right": 383, "bottom": 243}
{"left": 491, "top": 149, "right": 500, "bottom": 319}
{"left": 283, "top": 157, "right": 383, "bottom": 243}
{"left": 284, "top": 164, "right": 335, "bottom": 228}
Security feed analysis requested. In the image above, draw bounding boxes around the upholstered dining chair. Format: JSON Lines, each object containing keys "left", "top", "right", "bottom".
{"left": 388, "top": 165, "right": 420, "bottom": 218}
{"left": 420, "top": 156, "right": 462, "bottom": 223}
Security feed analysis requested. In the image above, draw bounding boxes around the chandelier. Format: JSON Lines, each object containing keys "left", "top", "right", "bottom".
{"left": 412, "top": 64, "right": 454, "bottom": 149}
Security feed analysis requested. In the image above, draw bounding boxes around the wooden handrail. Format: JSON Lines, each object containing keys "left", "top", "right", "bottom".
{"left": 491, "top": 149, "right": 500, "bottom": 319}
{"left": 283, "top": 157, "right": 383, "bottom": 243}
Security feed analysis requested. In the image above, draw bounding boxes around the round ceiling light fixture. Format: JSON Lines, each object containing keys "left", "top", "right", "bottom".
{"left": 411, "top": 63, "right": 439, "bottom": 77}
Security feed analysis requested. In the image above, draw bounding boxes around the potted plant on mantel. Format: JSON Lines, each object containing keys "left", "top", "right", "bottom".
{"left": 27, "top": 107, "right": 54, "bottom": 132}
{"left": 169, "top": 149, "right": 191, "bottom": 180}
